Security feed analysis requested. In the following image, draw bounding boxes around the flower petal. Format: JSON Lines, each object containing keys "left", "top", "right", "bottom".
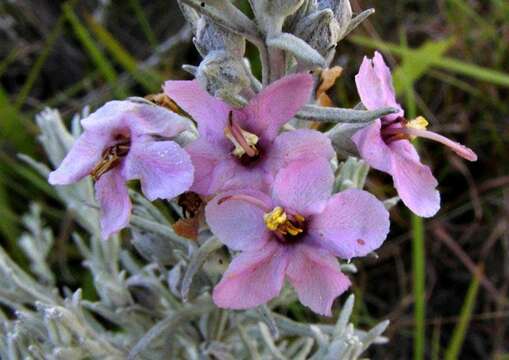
{"left": 209, "top": 159, "right": 269, "bottom": 195}
{"left": 185, "top": 137, "right": 226, "bottom": 195}
{"left": 80, "top": 100, "right": 134, "bottom": 133}
{"left": 355, "top": 52, "right": 403, "bottom": 121}
{"left": 130, "top": 104, "right": 190, "bottom": 138}
{"left": 213, "top": 242, "right": 288, "bottom": 309}
{"left": 266, "top": 128, "right": 335, "bottom": 172}
{"left": 244, "top": 73, "right": 314, "bottom": 141}
{"left": 123, "top": 139, "right": 194, "bottom": 201}
{"left": 272, "top": 158, "right": 334, "bottom": 216}
{"left": 206, "top": 189, "right": 273, "bottom": 251}
{"left": 49, "top": 130, "right": 110, "bottom": 185}
{"left": 81, "top": 100, "right": 189, "bottom": 139}
{"left": 163, "top": 80, "right": 231, "bottom": 144}
{"left": 390, "top": 141, "right": 440, "bottom": 217}
{"left": 351, "top": 120, "right": 392, "bottom": 173}
{"left": 95, "top": 167, "right": 131, "bottom": 239}
{"left": 286, "top": 244, "right": 351, "bottom": 316}
{"left": 308, "top": 189, "right": 390, "bottom": 259}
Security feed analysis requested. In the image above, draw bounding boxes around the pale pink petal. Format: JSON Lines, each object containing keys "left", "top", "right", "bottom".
{"left": 124, "top": 140, "right": 194, "bottom": 201}
{"left": 213, "top": 242, "right": 288, "bottom": 309}
{"left": 272, "top": 158, "right": 333, "bottom": 216}
{"left": 205, "top": 189, "right": 273, "bottom": 251}
{"left": 209, "top": 159, "right": 269, "bottom": 195}
{"left": 390, "top": 142, "right": 440, "bottom": 217}
{"left": 123, "top": 139, "right": 194, "bottom": 201}
{"left": 266, "top": 129, "right": 335, "bottom": 172}
{"left": 351, "top": 120, "right": 392, "bottom": 173}
{"left": 163, "top": 80, "right": 231, "bottom": 144}
{"left": 80, "top": 101, "right": 134, "bottom": 133}
{"left": 308, "top": 189, "right": 390, "bottom": 259}
{"left": 49, "top": 130, "right": 110, "bottom": 185}
{"left": 286, "top": 244, "right": 351, "bottom": 316}
{"left": 355, "top": 52, "right": 403, "bottom": 121}
{"left": 81, "top": 101, "right": 189, "bottom": 139}
{"left": 244, "top": 73, "right": 314, "bottom": 141}
{"left": 185, "top": 138, "right": 227, "bottom": 195}
{"left": 130, "top": 104, "right": 190, "bottom": 138}
{"left": 95, "top": 167, "right": 131, "bottom": 239}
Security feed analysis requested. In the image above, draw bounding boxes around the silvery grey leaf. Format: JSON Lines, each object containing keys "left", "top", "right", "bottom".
{"left": 177, "top": 0, "right": 199, "bottom": 28}
{"left": 267, "top": 33, "right": 326, "bottom": 67}
{"left": 344, "top": 9, "right": 375, "bottom": 39}
{"left": 334, "top": 294, "right": 354, "bottom": 337}
{"left": 297, "top": 104, "right": 398, "bottom": 123}
{"left": 256, "top": 305, "right": 280, "bottom": 339}
{"left": 327, "top": 123, "right": 362, "bottom": 158}
{"left": 181, "top": 237, "right": 223, "bottom": 301}
{"left": 383, "top": 196, "right": 400, "bottom": 210}
{"left": 180, "top": 0, "right": 259, "bottom": 43}
{"left": 182, "top": 64, "right": 198, "bottom": 76}
{"left": 131, "top": 228, "right": 177, "bottom": 266}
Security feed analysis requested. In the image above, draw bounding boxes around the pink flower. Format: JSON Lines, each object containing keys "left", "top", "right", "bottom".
{"left": 164, "top": 74, "right": 334, "bottom": 196}
{"left": 49, "top": 101, "right": 194, "bottom": 239}
{"left": 352, "top": 52, "right": 477, "bottom": 217}
{"left": 205, "top": 159, "right": 390, "bottom": 316}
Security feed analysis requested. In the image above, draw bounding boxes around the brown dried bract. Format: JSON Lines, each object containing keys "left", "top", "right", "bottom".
{"left": 173, "top": 192, "right": 205, "bottom": 240}
{"left": 145, "top": 93, "right": 180, "bottom": 113}
{"left": 317, "top": 66, "right": 343, "bottom": 107}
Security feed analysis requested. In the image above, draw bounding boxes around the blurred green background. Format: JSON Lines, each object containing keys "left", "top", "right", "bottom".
{"left": 0, "top": 0, "right": 508, "bottom": 358}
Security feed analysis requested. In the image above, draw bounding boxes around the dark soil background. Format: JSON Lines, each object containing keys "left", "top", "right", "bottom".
{"left": 1, "top": 0, "right": 508, "bottom": 358}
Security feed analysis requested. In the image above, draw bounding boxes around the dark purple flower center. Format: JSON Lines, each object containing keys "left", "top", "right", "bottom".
{"left": 90, "top": 135, "right": 130, "bottom": 181}
{"left": 380, "top": 116, "right": 410, "bottom": 145}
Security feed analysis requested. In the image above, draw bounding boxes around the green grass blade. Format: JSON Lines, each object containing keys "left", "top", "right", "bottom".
{"left": 350, "top": 35, "right": 509, "bottom": 87}
{"left": 128, "top": 0, "right": 158, "bottom": 49}
{"left": 14, "top": 11, "right": 66, "bottom": 110}
{"left": 0, "top": 47, "right": 20, "bottom": 79}
{"left": 444, "top": 270, "right": 481, "bottom": 360}
{"left": 85, "top": 15, "right": 163, "bottom": 92}
{"left": 62, "top": 3, "right": 126, "bottom": 98}
{"left": 0, "top": 174, "right": 19, "bottom": 242}
{"left": 0, "top": 87, "right": 36, "bottom": 155}
{"left": 397, "top": 30, "right": 427, "bottom": 360}
{"left": 393, "top": 39, "right": 453, "bottom": 94}
{"left": 411, "top": 214, "right": 426, "bottom": 360}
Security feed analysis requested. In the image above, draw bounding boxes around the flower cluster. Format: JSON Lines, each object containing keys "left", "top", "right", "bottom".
{"left": 49, "top": 52, "right": 476, "bottom": 316}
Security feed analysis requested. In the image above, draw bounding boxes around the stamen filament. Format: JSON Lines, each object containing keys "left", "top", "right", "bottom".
{"left": 217, "top": 194, "right": 271, "bottom": 212}
{"left": 400, "top": 127, "right": 478, "bottom": 161}
{"left": 224, "top": 112, "right": 259, "bottom": 159}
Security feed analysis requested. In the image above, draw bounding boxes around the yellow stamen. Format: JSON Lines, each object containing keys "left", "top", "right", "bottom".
{"left": 264, "top": 207, "right": 287, "bottom": 231}
{"left": 264, "top": 207, "right": 304, "bottom": 237}
{"left": 224, "top": 112, "right": 259, "bottom": 158}
{"left": 406, "top": 116, "right": 429, "bottom": 140}
{"left": 90, "top": 143, "right": 129, "bottom": 181}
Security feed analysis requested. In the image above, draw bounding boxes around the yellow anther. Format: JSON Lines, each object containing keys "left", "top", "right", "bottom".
{"left": 406, "top": 116, "right": 429, "bottom": 140}
{"left": 264, "top": 207, "right": 287, "bottom": 231}
{"left": 286, "top": 223, "right": 304, "bottom": 236}
{"left": 406, "top": 116, "right": 429, "bottom": 130}
{"left": 264, "top": 207, "right": 305, "bottom": 237}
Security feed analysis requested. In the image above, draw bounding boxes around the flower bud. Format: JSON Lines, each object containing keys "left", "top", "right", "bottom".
{"left": 196, "top": 51, "right": 250, "bottom": 106}
{"left": 317, "top": 0, "right": 353, "bottom": 39}
{"left": 194, "top": 16, "right": 245, "bottom": 58}
{"left": 294, "top": 9, "right": 340, "bottom": 58}
{"left": 263, "top": 0, "right": 305, "bottom": 18}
